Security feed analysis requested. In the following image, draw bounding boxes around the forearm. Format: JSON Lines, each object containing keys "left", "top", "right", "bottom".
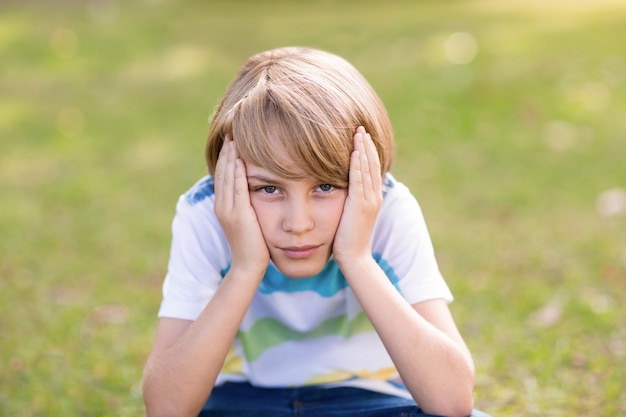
{"left": 339, "top": 257, "right": 475, "bottom": 417}
{"left": 142, "top": 270, "right": 261, "bottom": 417}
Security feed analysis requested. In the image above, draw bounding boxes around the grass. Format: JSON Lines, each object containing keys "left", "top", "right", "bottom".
{"left": 1, "top": 0, "right": 625, "bottom": 415}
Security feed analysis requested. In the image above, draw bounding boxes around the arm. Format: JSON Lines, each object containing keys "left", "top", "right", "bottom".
{"left": 142, "top": 138, "right": 269, "bottom": 417}
{"left": 341, "top": 265, "right": 475, "bottom": 417}
{"left": 333, "top": 128, "right": 475, "bottom": 417}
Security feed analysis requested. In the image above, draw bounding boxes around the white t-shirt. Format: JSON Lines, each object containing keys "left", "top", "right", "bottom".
{"left": 158, "top": 173, "right": 453, "bottom": 397}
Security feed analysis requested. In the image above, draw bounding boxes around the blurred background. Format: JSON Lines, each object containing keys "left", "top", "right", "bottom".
{"left": 1, "top": 0, "right": 625, "bottom": 415}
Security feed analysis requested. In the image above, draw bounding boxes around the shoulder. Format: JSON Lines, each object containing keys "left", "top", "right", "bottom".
{"left": 171, "top": 176, "right": 223, "bottom": 240}
{"left": 380, "top": 173, "right": 421, "bottom": 214}
{"left": 373, "top": 173, "right": 430, "bottom": 247}
{"left": 182, "top": 176, "right": 215, "bottom": 206}
{"left": 374, "top": 174, "right": 453, "bottom": 304}
{"left": 173, "top": 176, "right": 217, "bottom": 219}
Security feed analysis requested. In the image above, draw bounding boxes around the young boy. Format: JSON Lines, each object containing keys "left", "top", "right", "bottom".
{"left": 142, "top": 47, "right": 489, "bottom": 417}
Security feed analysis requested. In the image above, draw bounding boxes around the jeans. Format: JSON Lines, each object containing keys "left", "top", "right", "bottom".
{"left": 199, "top": 382, "right": 491, "bottom": 417}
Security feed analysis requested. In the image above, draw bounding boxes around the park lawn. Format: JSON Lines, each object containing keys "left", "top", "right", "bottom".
{"left": 1, "top": 1, "right": 624, "bottom": 415}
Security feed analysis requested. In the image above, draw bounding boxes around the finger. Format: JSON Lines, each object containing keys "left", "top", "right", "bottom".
{"left": 349, "top": 133, "right": 364, "bottom": 199}
{"left": 355, "top": 131, "right": 373, "bottom": 196}
{"left": 223, "top": 139, "right": 237, "bottom": 207}
{"left": 215, "top": 138, "right": 236, "bottom": 212}
{"left": 214, "top": 136, "right": 230, "bottom": 203}
{"left": 364, "top": 132, "right": 382, "bottom": 195}
{"left": 233, "top": 157, "right": 250, "bottom": 205}
{"left": 349, "top": 149, "right": 363, "bottom": 197}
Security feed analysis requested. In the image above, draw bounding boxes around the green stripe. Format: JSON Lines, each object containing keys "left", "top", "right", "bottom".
{"left": 239, "top": 311, "right": 374, "bottom": 361}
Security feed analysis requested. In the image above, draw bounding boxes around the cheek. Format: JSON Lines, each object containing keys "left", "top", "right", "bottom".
{"left": 249, "top": 199, "right": 273, "bottom": 234}
{"left": 322, "top": 194, "right": 347, "bottom": 230}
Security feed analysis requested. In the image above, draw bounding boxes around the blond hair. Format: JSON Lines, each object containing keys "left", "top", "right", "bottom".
{"left": 205, "top": 47, "right": 393, "bottom": 187}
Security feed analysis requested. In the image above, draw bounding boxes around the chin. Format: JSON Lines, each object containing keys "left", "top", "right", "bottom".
{"left": 271, "top": 258, "right": 329, "bottom": 279}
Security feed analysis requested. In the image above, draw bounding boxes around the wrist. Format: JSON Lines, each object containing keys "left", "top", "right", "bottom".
{"left": 335, "top": 254, "right": 379, "bottom": 279}
{"left": 226, "top": 262, "right": 267, "bottom": 284}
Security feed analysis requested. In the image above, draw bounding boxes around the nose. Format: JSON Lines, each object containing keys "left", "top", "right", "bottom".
{"left": 281, "top": 197, "right": 314, "bottom": 234}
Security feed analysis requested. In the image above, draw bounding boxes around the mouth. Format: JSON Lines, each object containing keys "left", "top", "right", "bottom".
{"left": 280, "top": 244, "right": 322, "bottom": 259}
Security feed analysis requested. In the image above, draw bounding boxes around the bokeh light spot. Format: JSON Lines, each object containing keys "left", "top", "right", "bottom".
{"left": 596, "top": 188, "right": 626, "bottom": 218}
{"left": 444, "top": 32, "right": 478, "bottom": 65}
{"left": 543, "top": 120, "right": 579, "bottom": 151}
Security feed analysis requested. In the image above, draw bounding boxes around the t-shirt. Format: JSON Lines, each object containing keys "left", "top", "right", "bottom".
{"left": 158, "top": 173, "right": 453, "bottom": 398}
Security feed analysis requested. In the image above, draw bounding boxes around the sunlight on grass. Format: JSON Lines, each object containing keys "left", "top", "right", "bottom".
{"left": 475, "top": 0, "right": 626, "bottom": 14}
{"left": 0, "top": 100, "right": 30, "bottom": 131}
{"left": 0, "top": 14, "right": 27, "bottom": 48}
{"left": 123, "top": 45, "right": 214, "bottom": 81}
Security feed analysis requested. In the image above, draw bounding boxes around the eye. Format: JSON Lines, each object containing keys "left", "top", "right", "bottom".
{"left": 318, "top": 184, "right": 333, "bottom": 192}
{"left": 261, "top": 185, "right": 277, "bottom": 194}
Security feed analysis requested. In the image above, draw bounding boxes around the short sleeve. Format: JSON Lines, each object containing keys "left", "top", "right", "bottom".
{"left": 372, "top": 175, "right": 453, "bottom": 305}
{"left": 158, "top": 177, "right": 231, "bottom": 321}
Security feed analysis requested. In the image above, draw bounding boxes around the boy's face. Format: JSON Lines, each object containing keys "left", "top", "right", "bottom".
{"left": 244, "top": 157, "right": 347, "bottom": 279}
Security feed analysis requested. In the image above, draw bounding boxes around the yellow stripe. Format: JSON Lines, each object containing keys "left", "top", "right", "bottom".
{"left": 221, "top": 347, "right": 244, "bottom": 374}
{"left": 303, "top": 366, "right": 398, "bottom": 385}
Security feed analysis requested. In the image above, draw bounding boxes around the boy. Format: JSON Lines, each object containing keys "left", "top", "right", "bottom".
{"left": 142, "top": 47, "right": 489, "bottom": 417}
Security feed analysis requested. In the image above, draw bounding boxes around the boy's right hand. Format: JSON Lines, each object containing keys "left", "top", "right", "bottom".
{"left": 214, "top": 137, "right": 270, "bottom": 279}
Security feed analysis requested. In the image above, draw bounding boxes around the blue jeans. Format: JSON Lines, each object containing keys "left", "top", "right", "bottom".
{"left": 199, "top": 382, "right": 491, "bottom": 417}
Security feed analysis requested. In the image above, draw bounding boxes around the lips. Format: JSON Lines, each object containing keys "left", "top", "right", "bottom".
{"left": 280, "top": 245, "right": 321, "bottom": 259}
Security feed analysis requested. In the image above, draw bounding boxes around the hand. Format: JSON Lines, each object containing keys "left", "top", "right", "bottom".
{"left": 332, "top": 127, "right": 383, "bottom": 266}
{"left": 213, "top": 137, "right": 270, "bottom": 278}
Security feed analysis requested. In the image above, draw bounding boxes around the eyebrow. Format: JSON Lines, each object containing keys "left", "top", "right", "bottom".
{"left": 246, "top": 174, "right": 286, "bottom": 185}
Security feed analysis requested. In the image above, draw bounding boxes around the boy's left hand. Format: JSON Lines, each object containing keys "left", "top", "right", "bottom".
{"left": 332, "top": 126, "right": 383, "bottom": 264}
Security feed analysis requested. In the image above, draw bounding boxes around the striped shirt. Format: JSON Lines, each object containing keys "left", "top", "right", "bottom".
{"left": 158, "top": 174, "right": 452, "bottom": 397}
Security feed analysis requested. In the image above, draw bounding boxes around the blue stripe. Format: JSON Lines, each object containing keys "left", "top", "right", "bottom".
{"left": 185, "top": 176, "right": 215, "bottom": 205}
{"left": 259, "top": 260, "right": 349, "bottom": 297}
{"left": 216, "top": 254, "right": 402, "bottom": 298}
{"left": 373, "top": 253, "right": 402, "bottom": 294}
{"left": 382, "top": 173, "right": 395, "bottom": 197}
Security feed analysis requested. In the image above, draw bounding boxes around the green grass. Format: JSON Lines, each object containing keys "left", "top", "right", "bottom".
{"left": 1, "top": 1, "right": 625, "bottom": 415}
